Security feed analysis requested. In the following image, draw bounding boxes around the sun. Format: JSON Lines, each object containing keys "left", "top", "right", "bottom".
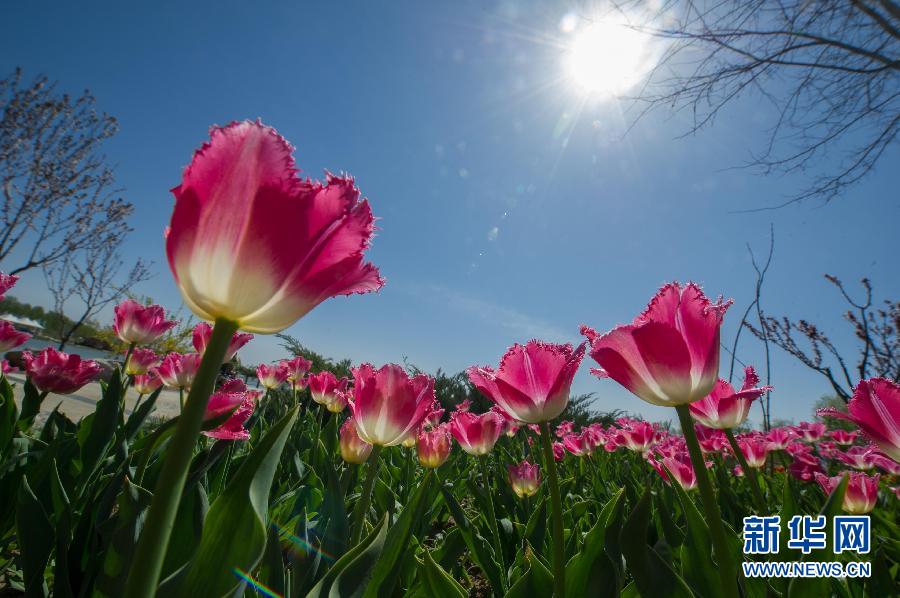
{"left": 565, "top": 20, "right": 652, "bottom": 96}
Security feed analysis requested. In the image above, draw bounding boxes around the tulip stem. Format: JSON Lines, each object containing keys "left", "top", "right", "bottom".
{"left": 349, "top": 444, "right": 383, "bottom": 546}
{"left": 675, "top": 405, "right": 739, "bottom": 598}
{"left": 478, "top": 455, "right": 506, "bottom": 587}
{"left": 124, "top": 318, "right": 237, "bottom": 598}
{"left": 723, "top": 428, "right": 765, "bottom": 512}
{"left": 539, "top": 422, "right": 566, "bottom": 598}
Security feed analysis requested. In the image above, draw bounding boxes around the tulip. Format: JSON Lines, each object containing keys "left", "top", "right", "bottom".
{"left": 192, "top": 322, "right": 253, "bottom": 362}
{"left": 308, "top": 370, "right": 349, "bottom": 407}
{"left": 0, "top": 319, "right": 31, "bottom": 352}
{"left": 833, "top": 445, "right": 880, "bottom": 470}
{"left": 581, "top": 283, "right": 731, "bottom": 407}
{"left": 507, "top": 460, "right": 541, "bottom": 498}
{"left": 552, "top": 441, "right": 566, "bottom": 461}
{"left": 449, "top": 410, "right": 505, "bottom": 456}
{"left": 695, "top": 424, "right": 729, "bottom": 454}
{"left": 736, "top": 435, "right": 771, "bottom": 468}
{"left": 454, "top": 398, "right": 472, "bottom": 412}
{"left": 22, "top": 348, "right": 102, "bottom": 394}
{"left": 113, "top": 299, "right": 178, "bottom": 345}
{"left": 132, "top": 373, "right": 163, "bottom": 396}
{"left": 165, "top": 120, "right": 383, "bottom": 333}
{"left": 767, "top": 426, "right": 800, "bottom": 450}
{"left": 283, "top": 355, "right": 312, "bottom": 387}
{"left": 202, "top": 390, "right": 257, "bottom": 440}
{"left": 829, "top": 429, "right": 858, "bottom": 446}
{"left": 340, "top": 417, "right": 373, "bottom": 464}
{"left": 815, "top": 472, "right": 879, "bottom": 514}
{"left": 424, "top": 401, "right": 446, "bottom": 428}
{"left": 2, "top": 359, "right": 18, "bottom": 375}
{"left": 555, "top": 420, "right": 575, "bottom": 438}
{"left": 872, "top": 454, "right": 900, "bottom": 475}
{"left": 0, "top": 272, "right": 18, "bottom": 301}
{"left": 467, "top": 340, "right": 585, "bottom": 423}
{"left": 256, "top": 363, "right": 290, "bottom": 390}
{"left": 615, "top": 420, "right": 656, "bottom": 454}
{"left": 348, "top": 364, "right": 434, "bottom": 447}
{"left": 689, "top": 366, "right": 771, "bottom": 429}
{"left": 794, "top": 421, "right": 827, "bottom": 442}
{"left": 125, "top": 348, "right": 161, "bottom": 376}
{"left": 788, "top": 451, "right": 824, "bottom": 482}
{"left": 649, "top": 453, "right": 699, "bottom": 491}
{"left": 156, "top": 353, "right": 202, "bottom": 390}
{"left": 324, "top": 389, "right": 349, "bottom": 414}
{"left": 818, "top": 378, "right": 900, "bottom": 463}
{"left": 562, "top": 430, "right": 594, "bottom": 457}
{"left": 417, "top": 425, "right": 452, "bottom": 468}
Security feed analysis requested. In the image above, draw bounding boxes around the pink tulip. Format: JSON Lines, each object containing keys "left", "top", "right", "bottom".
{"left": 417, "top": 424, "right": 452, "bottom": 468}
{"left": 165, "top": 121, "right": 384, "bottom": 333}
{"left": 283, "top": 356, "right": 312, "bottom": 387}
{"left": 615, "top": 420, "right": 656, "bottom": 454}
{"left": 562, "top": 430, "right": 594, "bottom": 457}
{"left": 555, "top": 420, "right": 575, "bottom": 438}
{"left": 829, "top": 429, "right": 858, "bottom": 446}
{"left": 192, "top": 322, "right": 253, "bottom": 362}
{"left": 324, "top": 389, "right": 349, "bottom": 414}
{"left": 788, "top": 451, "right": 824, "bottom": 482}
{"left": 815, "top": 472, "right": 879, "bottom": 514}
{"left": 348, "top": 364, "right": 435, "bottom": 446}
{"left": 833, "top": 446, "right": 880, "bottom": 470}
{"left": 695, "top": 424, "right": 729, "bottom": 454}
{"left": 308, "top": 371, "right": 349, "bottom": 407}
{"left": 0, "top": 273, "right": 19, "bottom": 301}
{"left": 873, "top": 454, "right": 900, "bottom": 475}
{"left": 2, "top": 359, "right": 18, "bottom": 375}
{"left": 22, "top": 348, "right": 102, "bottom": 394}
{"left": 818, "top": 378, "right": 900, "bottom": 463}
{"left": 507, "top": 460, "right": 541, "bottom": 498}
{"left": 794, "top": 422, "right": 827, "bottom": 442}
{"left": 0, "top": 319, "right": 31, "bottom": 352}
{"left": 582, "top": 282, "right": 731, "bottom": 406}
{"left": 552, "top": 441, "right": 566, "bottom": 461}
{"left": 688, "top": 366, "right": 771, "bottom": 429}
{"left": 766, "top": 426, "right": 799, "bottom": 450}
{"left": 203, "top": 390, "right": 257, "bottom": 440}
{"left": 340, "top": 417, "right": 373, "bottom": 464}
{"left": 125, "top": 348, "right": 161, "bottom": 376}
{"left": 132, "top": 373, "right": 163, "bottom": 395}
{"left": 454, "top": 398, "right": 472, "bottom": 412}
{"left": 256, "top": 363, "right": 290, "bottom": 390}
{"left": 113, "top": 299, "right": 178, "bottom": 345}
{"left": 649, "top": 453, "right": 698, "bottom": 491}
{"left": 156, "top": 353, "right": 202, "bottom": 389}
{"left": 467, "top": 340, "right": 586, "bottom": 424}
{"left": 449, "top": 410, "right": 505, "bottom": 456}
{"left": 424, "top": 401, "right": 446, "bottom": 429}
{"left": 736, "top": 435, "right": 771, "bottom": 469}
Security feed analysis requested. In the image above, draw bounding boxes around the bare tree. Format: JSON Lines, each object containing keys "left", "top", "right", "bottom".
{"left": 0, "top": 68, "right": 133, "bottom": 275}
{"left": 614, "top": 0, "right": 900, "bottom": 204}
{"left": 746, "top": 275, "right": 899, "bottom": 402}
{"left": 43, "top": 240, "right": 152, "bottom": 350}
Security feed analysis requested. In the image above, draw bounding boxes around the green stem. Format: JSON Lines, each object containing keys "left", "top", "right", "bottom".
{"left": 478, "top": 455, "right": 507, "bottom": 587}
{"left": 178, "top": 387, "right": 184, "bottom": 412}
{"left": 723, "top": 428, "right": 765, "bottom": 512}
{"left": 349, "top": 444, "right": 383, "bottom": 546}
{"left": 675, "top": 405, "right": 739, "bottom": 598}
{"left": 539, "top": 422, "right": 565, "bottom": 598}
{"left": 124, "top": 318, "right": 237, "bottom": 598}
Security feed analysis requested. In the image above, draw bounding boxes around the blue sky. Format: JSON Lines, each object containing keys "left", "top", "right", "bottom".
{"left": 2, "top": 1, "right": 897, "bottom": 425}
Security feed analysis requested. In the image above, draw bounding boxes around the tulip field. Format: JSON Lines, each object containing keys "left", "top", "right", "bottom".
{"left": 0, "top": 122, "right": 898, "bottom": 598}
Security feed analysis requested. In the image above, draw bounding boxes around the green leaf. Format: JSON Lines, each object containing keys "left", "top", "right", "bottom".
{"left": 78, "top": 368, "right": 124, "bottom": 489}
{"left": 524, "top": 495, "right": 548, "bottom": 552}
{"left": 123, "top": 387, "right": 162, "bottom": 441}
{"left": 667, "top": 470, "right": 720, "bottom": 598}
{"left": 260, "top": 521, "right": 286, "bottom": 597}
{"left": 439, "top": 483, "right": 504, "bottom": 596}
{"left": 620, "top": 486, "right": 694, "bottom": 598}
{"left": 306, "top": 515, "right": 388, "bottom": 598}
{"left": 16, "top": 476, "right": 53, "bottom": 597}
{"left": 0, "top": 375, "right": 18, "bottom": 454}
{"left": 565, "top": 488, "right": 624, "bottom": 598}
{"left": 18, "top": 378, "right": 44, "bottom": 429}
{"left": 364, "top": 470, "right": 433, "bottom": 597}
{"left": 94, "top": 478, "right": 154, "bottom": 597}
{"left": 419, "top": 549, "right": 467, "bottom": 598}
{"left": 160, "top": 480, "right": 209, "bottom": 578}
{"left": 174, "top": 406, "right": 298, "bottom": 596}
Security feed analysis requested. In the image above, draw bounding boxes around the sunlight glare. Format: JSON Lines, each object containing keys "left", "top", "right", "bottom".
{"left": 566, "top": 20, "right": 651, "bottom": 96}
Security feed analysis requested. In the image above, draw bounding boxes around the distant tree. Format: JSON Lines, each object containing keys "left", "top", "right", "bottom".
{"left": 277, "top": 333, "right": 353, "bottom": 379}
{"left": 0, "top": 68, "right": 133, "bottom": 275}
{"left": 615, "top": 0, "right": 900, "bottom": 204}
{"left": 42, "top": 241, "right": 151, "bottom": 349}
{"left": 746, "top": 275, "right": 899, "bottom": 402}
{"left": 558, "top": 393, "right": 625, "bottom": 428}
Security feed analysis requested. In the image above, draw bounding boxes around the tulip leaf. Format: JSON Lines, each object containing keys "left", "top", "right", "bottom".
{"left": 565, "top": 488, "right": 624, "bottom": 598}
{"left": 160, "top": 480, "right": 208, "bottom": 578}
{"left": 0, "top": 375, "right": 18, "bottom": 454}
{"left": 78, "top": 368, "right": 123, "bottom": 490}
{"left": 16, "top": 476, "right": 53, "bottom": 597}
{"left": 419, "top": 548, "right": 467, "bottom": 598}
{"left": 620, "top": 485, "right": 694, "bottom": 598}
{"left": 439, "top": 483, "right": 505, "bottom": 596}
{"left": 18, "top": 378, "right": 44, "bottom": 429}
{"left": 174, "top": 406, "right": 298, "bottom": 597}
{"left": 94, "top": 477, "right": 153, "bottom": 597}
{"left": 306, "top": 514, "right": 388, "bottom": 598}
{"left": 123, "top": 387, "right": 162, "bottom": 441}
{"left": 666, "top": 468, "right": 720, "bottom": 598}
{"left": 524, "top": 495, "right": 548, "bottom": 552}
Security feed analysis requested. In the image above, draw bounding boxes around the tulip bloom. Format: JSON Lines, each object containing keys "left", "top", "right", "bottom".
{"left": 818, "top": 378, "right": 900, "bottom": 462}
{"left": 113, "top": 299, "right": 178, "bottom": 345}
{"left": 582, "top": 283, "right": 731, "bottom": 406}
{"left": 833, "top": 446, "right": 880, "bottom": 470}
{"left": 308, "top": 371, "right": 348, "bottom": 405}
{"left": 203, "top": 390, "right": 257, "bottom": 440}
{"left": 767, "top": 426, "right": 800, "bottom": 450}
{"left": 417, "top": 425, "right": 452, "bottom": 468}
{"left": 340, "top": 417, "right": 373, "bottom": 464}
{"left": 2, "top": 360, "right": 18, "bottom": 375}
{"left": 0, "top": 319, "right": 31, "bottom": 352}
{"left": 794, "top": 421, "right": 827, "bottom": 442}
{"left": 156, "top": 353, "right": 202, "bottom": 389}
{"left": 133, "top": 373, "right": 163, "bottom": 396}
{"left": 788, "top": 451, "right": 824, "bottom": 482}
{"left": 467, "top": 340, "right": 586, "bottom": 423}
{"left": 449, "top": 410, "right": 505, "bottom": 456}
{"left": 562, "top": 430, "right": 594, "bottom": 457}
{"left": 0, "top": 272, "right": 18, "bottom": 301}
{"left": 283, "top": 355, "right": 312, "bottom": 387}
{"left": 688, "top": 366, "right": 771, "bottom": 429}
{"left": 508, "top": 460, "right": 541, "bottom": 498}
{"left": 256, "top": 363, "right": 290, "bottom": 390}
{"left": 815, "top": 472, "right": 879, "bottom": 514}
{"left": 555, "top": 420, "right": 575, "bottom": 438}
{"left": 165, "top": 121, "right": 384, "bottom": 333}
{"left": 736, "top": 435, "right": 771, "bottom": 469}
{"left": 649, "top": 453, "right": 698, "bottom": 491}
{"left": 192, "top": 322, "right": 253, "bottom": 362}
{"left": 125, "top": 348, "right": 161, "bottom": 376}
{"left": 348, "top": 364, "right": 435, "bottom": 446}
{"left": 829, "top": 430, "right": 858, "bottom": 446}
{"left": 22, "top": 348, "right": 102, "bottom": 394}
{"left": 615, "top": 420, "right": 656, "bottom": 454}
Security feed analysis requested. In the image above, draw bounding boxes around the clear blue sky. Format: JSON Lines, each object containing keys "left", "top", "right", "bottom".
{"left": 2, "top": 1, "right": 897, "bottom": 426}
